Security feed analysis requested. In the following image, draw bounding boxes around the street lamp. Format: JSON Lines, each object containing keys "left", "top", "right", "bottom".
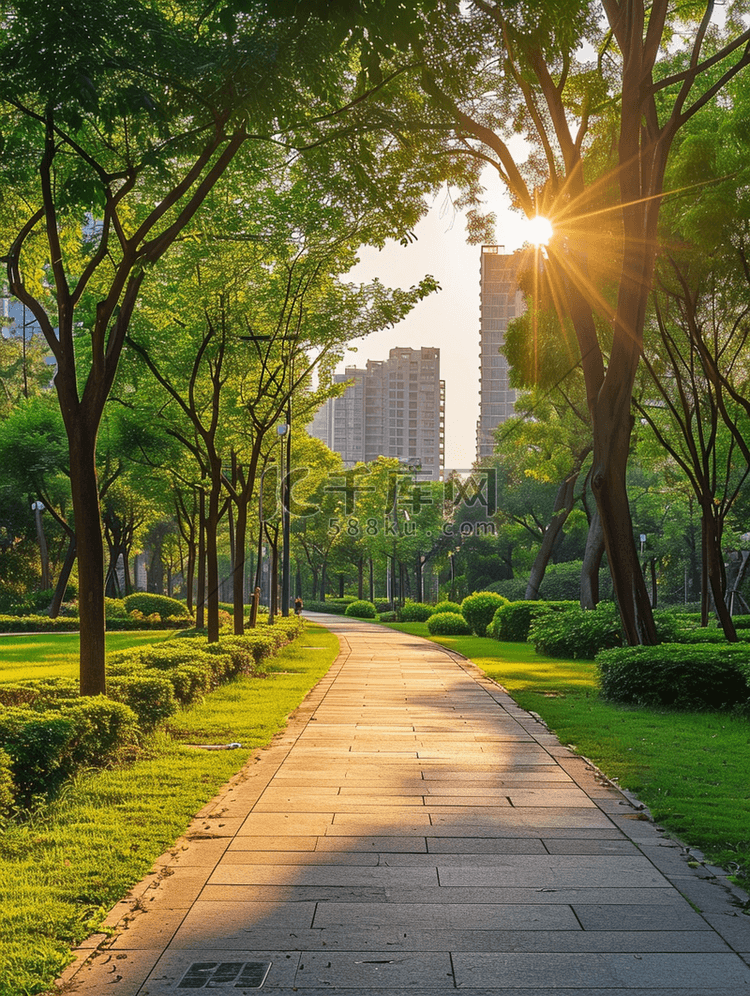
{"left": 31, "top": 501, "right": 50, "bottom": 590}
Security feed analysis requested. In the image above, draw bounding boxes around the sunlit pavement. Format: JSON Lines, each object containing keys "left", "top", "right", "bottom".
{"left": 63, "top": 614, "right": 750, "bottom": 994}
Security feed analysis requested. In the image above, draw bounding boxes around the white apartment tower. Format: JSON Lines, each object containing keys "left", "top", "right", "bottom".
{"left": 309, "top": 347, "right": 445, "bottom": 479}
{"left": 476, "top": 246, "right": 525, "bottom": 463}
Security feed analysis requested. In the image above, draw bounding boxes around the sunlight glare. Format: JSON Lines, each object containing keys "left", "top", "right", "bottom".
{"left": 526, "top": 215, "right": 554, "bottom": 246}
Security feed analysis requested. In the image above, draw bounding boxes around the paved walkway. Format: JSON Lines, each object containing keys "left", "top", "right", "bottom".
{"left": 64, "top": 616, "right": 750, "bottom": 994}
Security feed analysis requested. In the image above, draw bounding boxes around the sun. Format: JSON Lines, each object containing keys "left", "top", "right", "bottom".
{"left": 526, "top": 215, "right": 554, "bottom": 247}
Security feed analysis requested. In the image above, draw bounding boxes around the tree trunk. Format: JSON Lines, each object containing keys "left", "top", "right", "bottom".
{"left": 48, "top": 535, "right": 76, "bottom": 618}
{"left": 196, "top": 491, "right": 206, "bottom": 630}
{"left": 69, "top": 425, "right": 107, "bottom": 695}
{"left": 233, "top": 499, "right": 247, "bottom": 636}
{"left": 525, "top": 464, "right": 581, "bottom": 600}
{"left": 702, "top": 508, "right": 737, "bottom": 641}
{"left": 580, "top": 509, "right": 604, "bottom": 609}
{"left": 590, "top": 382, "right": 657, "bottom": 644}
{"left": 204, "top": 476, "right": 222, "bottom": 643}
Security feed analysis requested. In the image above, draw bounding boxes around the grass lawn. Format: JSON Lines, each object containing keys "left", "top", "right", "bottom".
{"left": 385, "top": 622, "right": 750, "bottom": 887}
{"left": 0, "top": 623, "right": 339, "bottom": 996}
{"left": 0, "top": 630, "right": 178, "bottom": 682}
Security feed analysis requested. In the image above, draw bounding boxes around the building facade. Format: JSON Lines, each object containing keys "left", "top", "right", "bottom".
{"left": 308, "top": 347, "right": 445, "bottom": 479}
{"left": 476, "top": 246, "right": 525, "bottom": 463}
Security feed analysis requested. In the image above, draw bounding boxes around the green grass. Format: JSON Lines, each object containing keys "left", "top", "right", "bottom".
{"left": 0, "top": 623, "right": 339, "bottom": 996}
{"left": 384, "top": 622, "right": 750, "bottom": 887}
{"left": 0, "top": 630, "right": 177, "bottom": 682}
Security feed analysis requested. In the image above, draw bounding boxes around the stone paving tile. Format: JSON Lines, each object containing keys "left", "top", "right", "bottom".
{"left": 436, "top": 855, "right": 669, "bottom": 889}
{"left": 699, "top": 911, "right": 750, "bottom": 949}
{"left": 293, "top": 950, "right": 456, "bottom": 988}
{"left": 314, "top": 835, "right": 428, "bottom": 853}
{"left": 167, "top": 900, "right": 317, "bottom": 945}
{"left": 450, "top": 951, "right": 750, "bottom": 989}
{"left": 60, "top": 949, "right": 162, "bottom": 995}
{"left": 106, "top": 911, "right": 188, "bottom": 950}
{"left": 226, "top": 834, "right": 319, "bottom": 851}
{"left": 311, "top": 901, "right": 580, "bottom": 930}
{"left": 573, "top": 903, "right": 710, "bottom": 931}
{"left": 208, "top": 864, "right": 440, "bottom": 888}
{"left": 140, "top": 949, "right": 299, "bottom": 993}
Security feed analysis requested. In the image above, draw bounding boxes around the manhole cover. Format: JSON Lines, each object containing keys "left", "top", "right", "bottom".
{"left": 177, "top": 961, "right": 271, "bottom": 989}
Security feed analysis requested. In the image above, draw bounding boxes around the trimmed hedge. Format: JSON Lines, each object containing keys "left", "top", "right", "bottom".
{"left": 530, "top": 602, "right": 622, "bottom": 659}
{"left": 0, "top": 698, "right": 139, "bottom": 807}
{"left": 489, "top": 600, "right": 578, "bottom": 642}
{"left": 461, "top": 592, "right": 510, "bottom": 637}
{"left": 123, "top": 593, "right": 191, "bottom": 618}
{"left": 399, "top": 601, "right": 434, "bottom": 622}
{"left": 0, "top": 620, "right": 303, "bottom": 812}
{"left": 431, "top": 600, "right": 462, "bottom": 616}
{"left": 597, "top": 643, "right": 750, "bottom": 711}
{"left": 427, "top": 611, "right": 472, "bottom": 636}
{"left": 344, "top": 599, "right": 378, "bottom": 619}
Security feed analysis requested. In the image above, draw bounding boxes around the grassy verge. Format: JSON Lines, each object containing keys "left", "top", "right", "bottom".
{"left": 0, "top": 630, "right": 178, "bottom": 682}
{"left": 0, "top": 623, "right": 339, "bottom": 996}
{"left": 384, "top": 622, "right": 750, "bottom": 886}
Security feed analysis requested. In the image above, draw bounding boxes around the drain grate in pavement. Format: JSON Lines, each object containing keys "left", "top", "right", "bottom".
{"left": 177, "top": 961, "right": 271, "bottom": 989}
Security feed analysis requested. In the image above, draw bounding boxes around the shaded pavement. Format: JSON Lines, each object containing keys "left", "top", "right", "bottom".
{"left": 62, "top": 615, "right": 750, "bottom": 994}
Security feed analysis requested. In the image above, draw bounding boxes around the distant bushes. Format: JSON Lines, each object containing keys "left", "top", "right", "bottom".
{"left": 0, "top": 618, "right": 303, "bottom": 816}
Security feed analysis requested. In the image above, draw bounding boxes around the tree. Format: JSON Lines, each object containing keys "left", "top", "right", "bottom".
{"left": 0, "top": 0, "right": 448, "bottom": 692}
{"left": 412, "top": 0, "right": 750, "bottom": 643}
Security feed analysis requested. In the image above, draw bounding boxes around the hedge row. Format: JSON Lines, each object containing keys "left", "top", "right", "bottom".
{"left": 596, "top": 643, "right": 750, "bottom": 712}
{"left": 0, "top": 618, "right": 302, "bottom": 815}
{"left": 0, "top": 614, "right": 191, "bottom": 633}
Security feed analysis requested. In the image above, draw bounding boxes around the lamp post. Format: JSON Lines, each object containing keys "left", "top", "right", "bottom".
{"left": 31, "top": 501, "right": 50, "bottom": 590}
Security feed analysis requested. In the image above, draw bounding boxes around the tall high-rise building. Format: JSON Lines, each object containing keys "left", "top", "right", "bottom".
{"left": 476, "top": 246, "right": 525, "bottom": 463}
{"left": 308, "top": 347, "right": 445, "bottom": 479}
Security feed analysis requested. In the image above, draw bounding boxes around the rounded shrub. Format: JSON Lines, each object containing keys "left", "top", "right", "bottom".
{"left": 123, "top": 593, "right": 191, "bottom": 619}
{"left": 431, "top": 601, "right": 462, "bottom": 616}
{"left": 491, "top": 600, "right": 578, "bottom": 642}
{"left": 461, "top": 592, "right": 510, "bottom": 637}
{"left": 529, "top": 602, "right": 622, "bottom": 659}
{"left": 597, "top": 643, "right": 750, "bottom": 710}
{"left": 427, "top": 611, "right": 472, "bottom": 636}
{"left": 344, "top": 600, "right": 377, "bottom": 619}
{"left": 399, "top": 601, "right": 433, "bottom": 622}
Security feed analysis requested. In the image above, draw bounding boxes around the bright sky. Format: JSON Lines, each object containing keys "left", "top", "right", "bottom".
{"left": 344, "top": 179, "right": 531, "bottom": 471}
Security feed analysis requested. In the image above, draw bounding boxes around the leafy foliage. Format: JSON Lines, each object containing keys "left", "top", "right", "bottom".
{"left": 529, "top": 603, "right": 622, "bottom": 659}
{"left": 427, "top": 611, "right": 471, "bottom": 636}
{"left": 344, "top": 599, "right": 378, "bottom": 618}
{"left": 597, "top": 644, "right": 750, "bottom": 711}
{"left": 460, "top": 591, "right": 509, "bottom": 637}
{"left": 490, "top": 600, "right": 577, "bottom": 642}
{"left": 123, "top": 594, "right": 190, "bottom": 619}
{"left": 431, "top": 600, "right": 462, "bottom": 615}
{"left": 398, "top": 601, "right": 434, "bottom": 622}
